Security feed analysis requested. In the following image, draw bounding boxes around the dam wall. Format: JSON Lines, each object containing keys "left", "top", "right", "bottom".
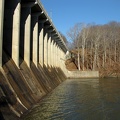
{"left": 0, "top": 53, "right": 66, "bottom": 119}
{"left": 0, "top": 0, "right": 67, "bottom": 119}
{"left": 65, "top": 70, "right": 99, "bottom": 78}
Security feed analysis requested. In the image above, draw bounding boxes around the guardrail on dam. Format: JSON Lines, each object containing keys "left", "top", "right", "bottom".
{"left": 0, "top": 0, "right": 68, "bottom": 118}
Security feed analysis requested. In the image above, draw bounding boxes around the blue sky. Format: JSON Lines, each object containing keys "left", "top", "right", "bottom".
{"left": 40, "top": 0, "right": 120, "bottom": 38}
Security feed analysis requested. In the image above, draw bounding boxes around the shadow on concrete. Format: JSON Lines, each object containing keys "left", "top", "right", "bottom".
{"left": 0, "top": 111, "right": 5, "bottom": 120}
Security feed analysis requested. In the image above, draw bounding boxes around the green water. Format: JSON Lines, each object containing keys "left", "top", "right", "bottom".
{"left": 22, "top": 78, "right": 120, "bottom": 120}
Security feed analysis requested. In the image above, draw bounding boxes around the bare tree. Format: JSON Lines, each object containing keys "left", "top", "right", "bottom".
{"left": 80, "top": 24, "right": 90, "bottom": 70}
{"left": 67, "top": 21, "right": 120, "bottom": 75}
{"left": 67, "top": 23, "right": 83, "bottom": 70}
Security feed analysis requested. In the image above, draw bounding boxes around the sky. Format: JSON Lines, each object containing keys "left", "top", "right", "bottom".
{"left": 40, "top": 0, "right": 120, "bottom": 39}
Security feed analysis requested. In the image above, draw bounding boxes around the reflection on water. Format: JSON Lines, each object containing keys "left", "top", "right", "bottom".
{"left": 23, "top": 78, "right": 120, "bottom": 120}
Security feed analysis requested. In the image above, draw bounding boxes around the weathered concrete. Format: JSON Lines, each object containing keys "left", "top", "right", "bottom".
{"left": 0, "top": 52, "right": 66, "bottom": 119}
{"left": 53, "top": 42, "right": 57, "bottom": 67}
{"left": 0, "top": 0, "right": 67, "bottom": 119}
{"left": 66, "top": 70, "right": 99, "bottom": 78}
{"left": 12, "top": 1, "right": 21, "bottom": 67}
{"left": 48, "top": 34, "right": 51, "bottom": 66}
{"left": 21, "top": 5, "right": 32, "bottom": 67}
{"left": 44, "top": 32, "right": 48, "bottom": 66}
{"left": 0, "top": 0, "right": 4, "bottom": 67}
{"left": 51, "top": 40, "right": 54, "bottom": 67}
{"left": 31, "top": 14, "right": 39, "bottom": 67}
{"left": 39, "top": 23, "right": 44, "bottom": 67}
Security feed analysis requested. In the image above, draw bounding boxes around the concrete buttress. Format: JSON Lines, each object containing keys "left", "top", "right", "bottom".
{"left": 12, "top": 1, "right": 21, "bottom": 67}
{"left": 0, "top": 0, "right": 4, "bottom": 67}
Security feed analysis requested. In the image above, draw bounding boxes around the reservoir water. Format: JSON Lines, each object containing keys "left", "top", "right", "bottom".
{"left": 22, "top": 78, "right": 120, "bottom": 120}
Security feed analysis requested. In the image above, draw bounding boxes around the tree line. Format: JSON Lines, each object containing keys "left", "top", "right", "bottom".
{"left": 66, "top": 21, "right": 120, "bottom": 73}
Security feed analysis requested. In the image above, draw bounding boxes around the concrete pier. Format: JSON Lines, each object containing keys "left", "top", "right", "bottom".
{"left": 31, "top": 14, "right": 39, "bottom": 67}
{"left": 12, "top": 1, "right": 21, "bottom": 67}
{"left": 44, "top": 32, "right": 48, "bottom": 66}
{"left": 0, "top": 0, "right": 4, "bottom": 67}
{"left": 39, "top": 23, "right": 44, "bottom": 67}
{"left": 48, "top": 34, "right": 51, "bottom": 66}
{"left": 21, "top": 5, "right": 32, "bottom": 67}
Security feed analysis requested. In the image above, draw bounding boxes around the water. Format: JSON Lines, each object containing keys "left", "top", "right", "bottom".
{"left": 22, "top": 78, "right": 120, "bottom": 120}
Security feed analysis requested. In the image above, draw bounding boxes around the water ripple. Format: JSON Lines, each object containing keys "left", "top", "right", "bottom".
{"left": 23, "top": 78, "right": 120, "bottom": 120}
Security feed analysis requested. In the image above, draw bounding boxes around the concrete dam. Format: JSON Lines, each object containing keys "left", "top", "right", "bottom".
{"left": 0, "top": 0, "right": 68, "bottom": 118}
